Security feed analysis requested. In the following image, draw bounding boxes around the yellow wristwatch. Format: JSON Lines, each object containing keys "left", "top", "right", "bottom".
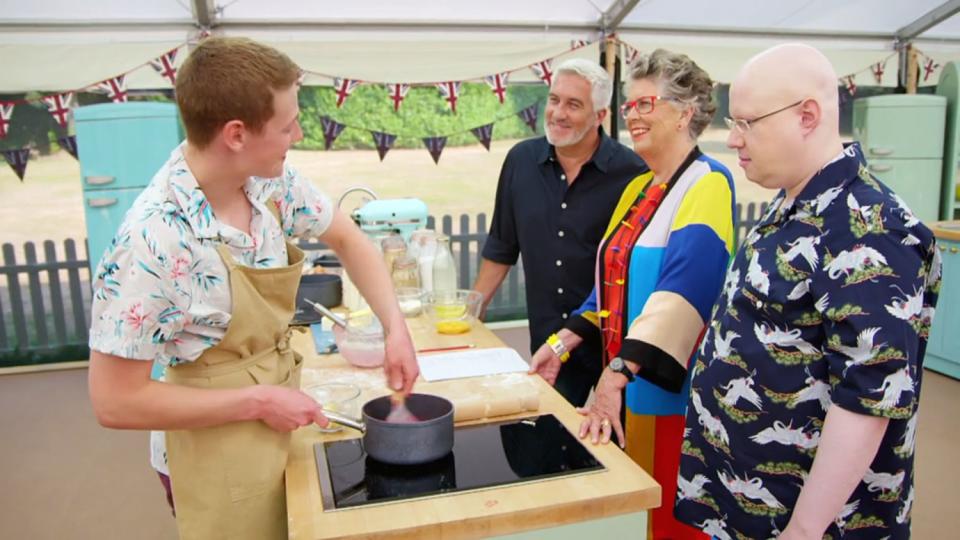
{"left": 546, "top": 333, "right": 571, "bottom": 363}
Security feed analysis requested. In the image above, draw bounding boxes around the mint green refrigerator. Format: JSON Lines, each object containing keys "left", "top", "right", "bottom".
{"left": 852, "top": 94, "right": 946, "bottom": 223}
{"left": 76, "top": 102, "right": 183, "bottom": 275}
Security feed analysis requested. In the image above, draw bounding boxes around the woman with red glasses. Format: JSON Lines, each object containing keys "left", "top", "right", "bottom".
{"left": 530, "top": 49, "right": 735, "bottom": 539}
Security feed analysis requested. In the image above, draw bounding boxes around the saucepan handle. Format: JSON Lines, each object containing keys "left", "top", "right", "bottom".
{"left": 323, "top": 410, "right": 366, "bottom": 433}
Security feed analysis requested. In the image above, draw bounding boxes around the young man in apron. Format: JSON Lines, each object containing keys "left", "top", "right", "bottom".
{"left": 87, "top": 37, "right": 419, "bottom": 539}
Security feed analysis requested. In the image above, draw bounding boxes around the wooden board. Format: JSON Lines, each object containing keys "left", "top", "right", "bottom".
{"left": 285, "top": 317, "right": 661, "bottom": 539}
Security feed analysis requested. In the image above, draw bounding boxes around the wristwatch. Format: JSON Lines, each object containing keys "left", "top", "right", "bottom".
{"left": 608, "top": 357, "right": 635, "bottom": 382}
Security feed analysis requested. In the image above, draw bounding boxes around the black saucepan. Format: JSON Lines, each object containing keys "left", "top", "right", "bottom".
{"left": 323, "top": 393, "right": 454, "bottom": 465}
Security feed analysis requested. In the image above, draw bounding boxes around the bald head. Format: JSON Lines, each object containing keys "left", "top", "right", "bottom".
{"left": 734, "top": 43, "right": 840, "bottom": 132}
{"left": 727, "top": 43, "right": 845, "bottom": 197}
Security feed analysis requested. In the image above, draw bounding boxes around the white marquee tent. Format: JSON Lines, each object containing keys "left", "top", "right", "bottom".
{"left": 3, "top": 0, "right": 960, "bottom": 93}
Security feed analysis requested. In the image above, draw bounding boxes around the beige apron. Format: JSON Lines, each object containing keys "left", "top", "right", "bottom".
{"left": 166, "top": 236, "right": 305, "bottom": 540}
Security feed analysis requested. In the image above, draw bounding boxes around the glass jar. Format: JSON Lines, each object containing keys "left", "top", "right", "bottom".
{"left": 432, "top": 234, "right": 457, "bottom": 294}
{"left": 381, "top": 234, "right": 407, "bottom": 275}
{"left": 391, "top": 255, "right": 421, "bottom": 289}
{"left": 410, "top": 229, "right": 439, "bottom": 293}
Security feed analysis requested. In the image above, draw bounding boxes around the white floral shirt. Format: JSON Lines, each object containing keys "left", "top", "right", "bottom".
{"left": 88, "top": 144, "right": 334, "bottom": 474}
{"left": 89, "top": 143, "right": 334, "bottom": 366}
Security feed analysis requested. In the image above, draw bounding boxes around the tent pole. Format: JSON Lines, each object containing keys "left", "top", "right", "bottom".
{"left": 602, "top": 37, "right": 620, "bottom": 142}
{"left": 907, "top": 44, "right": 919, "bottom": 94}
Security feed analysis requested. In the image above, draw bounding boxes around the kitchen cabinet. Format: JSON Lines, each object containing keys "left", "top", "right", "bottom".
{"left": 926, "top": 222, "right": 960, "bottom": 380}
{"left": 853, "top": 94, "right": 946, "bottom": 223}
{"left": 75, "top": 102, "right": 183, "bottom": 274}
{"left": 286, "top": 317, "right": 659, "bottom": 539}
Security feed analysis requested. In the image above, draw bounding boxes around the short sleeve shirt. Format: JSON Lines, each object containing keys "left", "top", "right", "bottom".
{"left": 675, "top": 143, "right": 941, "bottom": 540}
{"left": 88, "top": 143, "right": 335, "bottom": 367}
{"left": 482, "top": 130, "right": 648, "bottom": 359}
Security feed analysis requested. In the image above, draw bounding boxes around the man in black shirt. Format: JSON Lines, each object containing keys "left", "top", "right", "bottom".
{"left": 474, "top": 58, "right": 648, "bottom": 406}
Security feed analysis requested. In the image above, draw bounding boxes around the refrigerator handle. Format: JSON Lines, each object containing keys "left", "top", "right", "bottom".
{"left": 869, "top": 163, "right": 893, "bottom": 173}
{"left": 87, "top": 197, "right": 119, "bottom": 208}
{"left": 868, "top": 147, "right": 894, "bottom": 157}
{"left": 85, "top": 175, "right": 116, "bottom": 186}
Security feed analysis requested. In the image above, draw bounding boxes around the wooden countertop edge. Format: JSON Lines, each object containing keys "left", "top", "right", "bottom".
{"left": 930, "top": 221, "right": 960, "bottom": 242}
{"left": 305, "top": 486, "right": 660, "bottom": 540}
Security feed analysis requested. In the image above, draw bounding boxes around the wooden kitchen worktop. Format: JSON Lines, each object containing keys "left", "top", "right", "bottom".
{"left": 285, "top": 317, "right": 660, "bottom": 539}
{"left": 930, "top": 220, "right": 960, "bottom": 242}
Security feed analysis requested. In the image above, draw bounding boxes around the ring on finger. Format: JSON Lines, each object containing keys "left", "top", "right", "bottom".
{"left": 600, "top": 418, "right": 611, "bottom": 428}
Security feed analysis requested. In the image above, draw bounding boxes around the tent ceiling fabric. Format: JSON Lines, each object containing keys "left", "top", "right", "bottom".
{"left": 3, "top": 0, "right": 960, "bottom": 93}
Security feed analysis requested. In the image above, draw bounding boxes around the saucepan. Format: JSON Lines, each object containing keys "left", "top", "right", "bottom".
{"left": 323, "top": 393, "right": 454, "bottom": 465}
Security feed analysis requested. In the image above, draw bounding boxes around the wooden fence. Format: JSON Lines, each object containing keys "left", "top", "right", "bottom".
{"left": 1, "top": 203, "right": 767, "bottom": 365}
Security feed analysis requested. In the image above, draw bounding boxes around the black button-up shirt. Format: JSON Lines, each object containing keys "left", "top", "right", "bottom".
{"left": 482, "top": 130, "right": 648, "bottom": 365}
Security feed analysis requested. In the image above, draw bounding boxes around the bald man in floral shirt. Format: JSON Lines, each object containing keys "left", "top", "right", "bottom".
{"left": 675, "top": 44, "right": 941, "bottom": 540}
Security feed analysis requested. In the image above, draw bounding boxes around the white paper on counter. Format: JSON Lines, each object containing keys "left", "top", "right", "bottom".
{"left": 417, "top": 347, "right": 530, "bottom": 381}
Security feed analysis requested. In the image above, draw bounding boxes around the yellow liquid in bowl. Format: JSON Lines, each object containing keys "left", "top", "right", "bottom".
{"left": 435, "top": 320, "right": 471, "bottom": 334}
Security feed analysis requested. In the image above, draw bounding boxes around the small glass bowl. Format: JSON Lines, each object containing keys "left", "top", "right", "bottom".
{"left": 395, "top": 287, "right": 426, "bottom": 317}
{"left": 424, "top": 289, "right": 484, "bottom": 335}
{"left": 305, "top": 382, "right": 361, "bottom": 433}
{"left": 332, "top": 312, "right": 385, "bottom": 368}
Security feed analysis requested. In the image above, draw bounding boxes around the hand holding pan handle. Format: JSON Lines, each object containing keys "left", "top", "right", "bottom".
{"left": 323, "top": 410, "right": 366, "bottom": 432}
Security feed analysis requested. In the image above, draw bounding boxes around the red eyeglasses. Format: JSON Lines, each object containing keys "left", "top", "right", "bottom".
{"left": 619, "top": 95, "right": 681, "bottom": 119}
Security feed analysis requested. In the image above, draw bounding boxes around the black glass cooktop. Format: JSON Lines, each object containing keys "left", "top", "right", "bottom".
{"left": 314, "top": 414, "right": 605, "bottom": 510}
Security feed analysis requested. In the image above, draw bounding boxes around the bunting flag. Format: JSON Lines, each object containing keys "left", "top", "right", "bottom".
{"left": 470, "top": 123, "right": 494, "bottom": 150}
{"left": 0, "top": 103, "right": 13, "bottom": 139}
{"left": 2, "top": 148, "right": 31, "bottom": 181}
{"left": 57, "top": 135, "right": 79, "bottom": 160}
{"left": 96, "top": 75, "right": 129, "bottom": 103}
{"left": 530, "top": 60, "right": 554, "bottom": 86}
{"left": 622, "top": 43, "right": 640, "bottom": 66}
{"left": 42, "top": 92, "right": 74, "bottom": 129}
{"left": 435, "top": 82, "right": 461, "bottom": 113}
{"left": 385, "top": 83, "right": 411, "bottom": 112}
{"left": 872, "top": 61, "right": 885, "bottom": 84}
{"left": 333, "top": 77, "right": 360, "bottom": 108}
{"left": 422, "top": 136, "right": 447, "bottom": 164}
{"left": 844, "top": 75, "right": 857, "bottom": 96}
{"left": 923, "top": 57, "right": 941, "bottom": 82}
{"left": 570, "top": 40, "right": 589, "bottom": 50}
{"left": 149, "top": 48, "right": 179, "bottom": 85}
{"left": 321, "top": 116, "right": 346, "bottom": 150}
{"left": 371, "top": 131, "right": 397, "bottom": 161}
{"left": 484, "top": 73, "right": 509, "bottom": 104}
{"left": 518, "top": 103, "right": 540, "bottom": 133}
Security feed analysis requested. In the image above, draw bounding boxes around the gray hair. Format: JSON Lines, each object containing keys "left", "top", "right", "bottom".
{"left": 629, "top": 49, "right": 716, "bottom": 139}
{"left": 553, "top": 58, "right": 613, "bottom": 112}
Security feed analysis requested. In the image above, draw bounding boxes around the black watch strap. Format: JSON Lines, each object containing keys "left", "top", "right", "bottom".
{"left": 609, "top": 357, "right": 635, "bottom": 382}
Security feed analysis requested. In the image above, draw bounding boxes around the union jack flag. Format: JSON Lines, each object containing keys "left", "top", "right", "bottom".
{"left": 385, "top": 83, "right": 410, "bottom": 112}
{"left": 0, "top": 103, "right": 14, "bottom": 139}
{"left": 320, "top": 116, "right": 346, "bottom": 150}
{"left": 570, "top": 40, "right": 589, "bottom": 50}
{"left": 42, "top": 92, "right": 74, "bottom": 129}
{"left": 844, "top": 75, "right": 857, "bottom": 96}
{"left": 422, "top": 136, "right": 447, "bottom": 164}
{"left": 871, "top": 61, "right": 885, "bottom": 84}
{"left": 530, "top": 60, "right": 554, "bottom": 86}
{"left": 57, "top": 135, "right": 79, "bottom": 160}
{"left": 435, "top": 82, "right": 461, "bottom": 113}
{"left": 517, "top": 103, "right": 540, "bottom": 133}
{"left": 923, "top": 57, "right": 941, "bottom": 82}
{"left": 2, "top": 148, "right": 30, "bottom": 181}
{"left": 622, "top": 43, "right": 640, "bottom": 67}
{"left": 333, "top": 78, "right": 360, "bottom": 108}
{"left": 470, "top": 123, "right": 494, "bottom": 151}
{"left": 96, "top": 75, "right": 128, "bottom": 103}
{"left": 484, "top": 73, "right": 509, "bottom": 104}
{"left": 150, "top": 48, "right": 179, "bottom": 85}
{"left": 371, "top": 131, "right": 397, "bottom": 161}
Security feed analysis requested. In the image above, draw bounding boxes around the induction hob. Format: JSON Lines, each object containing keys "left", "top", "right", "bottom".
{"left": 314, "top": 414, "right": 605, "bottom": 510}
